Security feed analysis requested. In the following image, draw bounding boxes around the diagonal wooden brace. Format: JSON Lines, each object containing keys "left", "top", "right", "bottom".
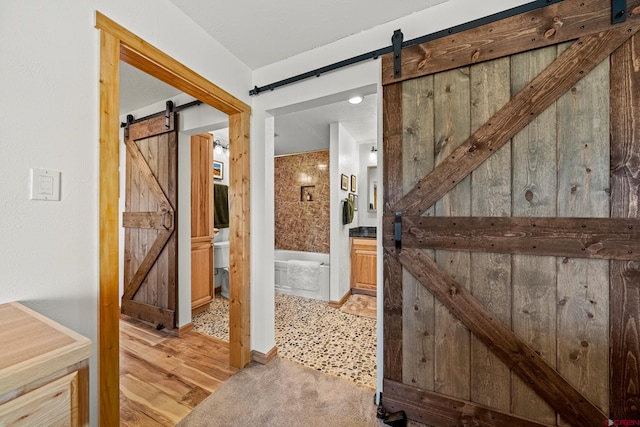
{"left": 391, "top": 22, "right": 640, "bottom": 217}
{"left": 396, "top": 248, "right": 607, "bottom": 427}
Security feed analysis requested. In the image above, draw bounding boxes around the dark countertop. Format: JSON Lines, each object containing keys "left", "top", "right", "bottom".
{"left": 349, "top": 226, "right": 377, "bottom": 238}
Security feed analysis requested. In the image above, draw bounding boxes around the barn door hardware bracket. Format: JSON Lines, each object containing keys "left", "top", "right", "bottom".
{"left": 394, "top": 212, "right": 403, "bottom": 252}
{"left": 392, "top": 29, "right": 404, "bottom": 78}
{"left": 121, "top": 114, "right": 134, "bottom": 140}
{"left": 612, "top": 0, "right": 627, "bottom": 24}
{"left": 165, "top": 100, "right": 174, "bottom": 129}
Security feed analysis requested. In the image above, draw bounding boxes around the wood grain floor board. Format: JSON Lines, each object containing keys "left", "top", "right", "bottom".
{"left": 120, "top": 317, "right": 238, "bottom": 425}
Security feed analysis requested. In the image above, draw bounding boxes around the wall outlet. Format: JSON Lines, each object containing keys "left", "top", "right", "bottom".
{"left": 30, "top": 168, "right": 61, "bottom": 201}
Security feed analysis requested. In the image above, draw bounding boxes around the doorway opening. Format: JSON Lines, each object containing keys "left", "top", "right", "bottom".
{"left": 268, "top": 86, "right": 380, "bottom": 388}
{"left": 97, "top": 12, "right": 251, "bottom": 425}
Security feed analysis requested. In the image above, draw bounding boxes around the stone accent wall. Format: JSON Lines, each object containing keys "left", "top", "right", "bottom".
{"left": 274, "top": 150, "right": 330, "bottom": 253}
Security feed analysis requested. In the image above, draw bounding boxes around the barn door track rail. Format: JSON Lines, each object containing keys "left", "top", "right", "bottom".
{"left": 248, "top": 0, "right": 565, "bottom": 96}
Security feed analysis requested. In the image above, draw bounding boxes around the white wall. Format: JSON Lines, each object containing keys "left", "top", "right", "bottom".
{"left": 0, "top": 1, "right": 251, "bottom": 424}
{"left": 329, "top": 124, "right": 359, "bottom": 301}
{"left": 358, "top": 142, "right": 378, "bottom": 227}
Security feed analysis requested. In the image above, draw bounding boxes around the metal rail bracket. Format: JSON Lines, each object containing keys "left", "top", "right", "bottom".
{"left": 612, "top": 0, "right": 627, "bottom": 24}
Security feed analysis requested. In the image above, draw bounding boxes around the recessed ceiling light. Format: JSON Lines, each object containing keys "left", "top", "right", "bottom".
{"left": 348, "top": 96, "right": 363, "bottom": 104}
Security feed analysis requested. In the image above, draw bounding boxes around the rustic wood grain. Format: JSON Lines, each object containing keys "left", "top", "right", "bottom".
{"left": 401, "top": 76, "right": 436, "bottom": 391}
{"left": 383, "top": 216, "right": 640, "bottom": 260}
{"left": 382, "top": 379, "right": 551, "bottom": 427}
{"left": 381, "top": 0, "right": 640, "bottom": 84}
{"left": 123, "top": 212, "right": 173, "bottom": 230}
{"left": 391, "top": 24, "right": 640, "bottom": 217}
{"left": 468, "top": 56, "right": 512, "bottom": 412}
{"left": 190, "top": 133, "right": 214, "bottom": 313}
{"left": 98, "top": 28, "right": 121, "bottom": 427}
{"left": 397, "top": 248, "right": 607, "bottom": 426}
{"left": 510, "top": 44, "right": 558, "bottom": 424}
{"left": 127, "top": 114, "right": 175, "bottom": 142}
{"left": 556, "top": 41, "right": 610, "bottom": 424}
{"left": 119, "top": 318, "right": 237, "bottom": 426}
{"left": 610, "top": 32, "right": 640, "bottom": 420}
{"left": 228, "top": 111, "right": 252, "bottom": 369}
{"left": 433, "top": 67, "right": 472, "bottom": 401}
{"left": 383, "top": 83, "right": 404, "bottom": 382}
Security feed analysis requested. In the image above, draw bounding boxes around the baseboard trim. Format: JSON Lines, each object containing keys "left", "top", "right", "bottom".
{"left": 178, "top": 322, "right": 194, "bottom": 336}
{"left": 252, "top": 346, "right": 278, "bottom": 365}
{"left": 328, "top": 289, "right": 352, "bottom": 308}
{"left": 352, "top": 287, "right": 376, "bottom": 297}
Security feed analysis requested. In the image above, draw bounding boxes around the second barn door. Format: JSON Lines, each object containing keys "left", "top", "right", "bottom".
{"left": 122, "top": 109, "right": 178, "bottom": 329}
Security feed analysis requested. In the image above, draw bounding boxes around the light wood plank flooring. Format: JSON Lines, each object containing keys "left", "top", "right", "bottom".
{"left": 120, "top": 317, "right": 238, "bottom": 426}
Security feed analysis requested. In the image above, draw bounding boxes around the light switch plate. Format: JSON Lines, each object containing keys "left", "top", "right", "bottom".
{"left": 30, "top": 168, "right": 61, "bottom": 201}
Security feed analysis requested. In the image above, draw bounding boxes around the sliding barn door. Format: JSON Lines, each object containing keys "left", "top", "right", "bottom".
{"left": 381, "top": 1, "right": 640, "bottom": 425}
{"left": 122, "top": 112, "right": 177, "bottom": 329}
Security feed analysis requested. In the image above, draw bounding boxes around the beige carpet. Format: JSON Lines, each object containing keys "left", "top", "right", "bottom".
{"left": 177, "top": 357, "right": 388, "bottom": 427}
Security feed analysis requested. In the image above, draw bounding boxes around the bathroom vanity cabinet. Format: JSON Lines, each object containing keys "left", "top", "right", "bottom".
{"left": 0, "top": 302, "right": 92, "bottom": 426}
{"left": 350, "top": 237, "right": 377, "bottom": 294}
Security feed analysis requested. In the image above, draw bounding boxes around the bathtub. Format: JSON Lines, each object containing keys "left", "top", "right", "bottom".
{"left": 274, "top": 250, "right": 330, "bottom": 301}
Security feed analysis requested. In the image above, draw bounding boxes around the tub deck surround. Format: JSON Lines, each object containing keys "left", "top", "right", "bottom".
{"left": 274, "top": 250, "right": 330, "bottom": 301}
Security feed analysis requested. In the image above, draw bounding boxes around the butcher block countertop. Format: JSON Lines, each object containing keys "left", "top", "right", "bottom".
{"left": 0, "top": 302, "right": 93, "bottom": 397}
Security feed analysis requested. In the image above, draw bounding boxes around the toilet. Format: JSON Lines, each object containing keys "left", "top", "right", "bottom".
{"left": 213, "top": 241, "right": 230, "bottom": 299}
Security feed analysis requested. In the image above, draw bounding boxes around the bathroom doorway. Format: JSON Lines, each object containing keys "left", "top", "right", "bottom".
{"left": 191, "top": 129, "right": 233, "bottom": 342}
{"left": 269, "top": 88, "right": 380, "bottom": 388}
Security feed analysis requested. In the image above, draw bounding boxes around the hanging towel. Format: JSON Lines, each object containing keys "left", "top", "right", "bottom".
{"left": 287, "top": 260, "right": 321, "bottom": 291}
{"left": 214, "top": 183, "right": 229, "bottom": 228}
{"left": 342, "top": 198, "right": 354, "bottom": 225}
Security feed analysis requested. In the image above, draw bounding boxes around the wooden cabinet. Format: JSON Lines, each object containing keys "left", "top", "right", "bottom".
{"left": 350, "top": 237, "right": 377, "bottom": 293}
{"left": 0, "top": 302, "right": 92, "bottom": 426}
{"left": 190, "top": 133, "right": 214, "bottom": 314}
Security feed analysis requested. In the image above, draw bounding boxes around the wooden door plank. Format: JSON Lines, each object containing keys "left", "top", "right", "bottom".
{"left": 125, "top": 138, "right": 172, "bottom": 211}
{"left": 396, "top": 248, "right": 607, "bottom": 426}
{"left": 121, "top": 301, "right": 174, "bottom": 330}
{"left": 510, "top": 44, "right": 558, "bottom": 424}
{"left": 391, "top": 24, "right": 640, "bottom": 217}
{"left": 145, "top": 135, "right": 160, "bottom": 306}
{"left": 123, "top": 212, "right": 173, "bottom": 230}
{"left": 127, "top": 113, "right": 174, "bottom": 141}
{"left": 556, "top": 42, "right": 610, "bottom": 424}
{"left": 135, "top": 137, "right": 151, "bottom": 304}
{"left": 165, "top": 130, "right": 178, "bottom": 314}
{"left": 401, "top": 76, "right": 436, "bottom": 391}
{"left": 468, "top": 56, "right": 511, "bottom": 412}
{"left": 383, "top": 83, "right": 404, "bottom": 382}
{"left": 433, "top": 67, "right": 471, "bottom": 400}
{"left": 382, "top": 379, "right": 552, "bottom": 427}
{"left": 381, "top": 0, "right": 640, "bottom": 84}
{"left": 384, "top": 216, "right": 640, "bottom": 260}
{"left": 123, "top": 229, "right": 173, "bottom": 301}
{"left": 610, "top": 32, "right": 640, "bottom": 420}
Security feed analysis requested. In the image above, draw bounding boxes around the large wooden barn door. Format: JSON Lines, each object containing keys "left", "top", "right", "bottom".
{"left": 122, "top": 111, "right": 177, "bottom": 329}
{"left": 381, "top": 1, "right": 640, "bottom": 425}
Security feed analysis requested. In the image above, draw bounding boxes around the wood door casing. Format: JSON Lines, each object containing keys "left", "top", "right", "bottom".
{"left": 190, "top": 133, "right": 214, "bottom": 313}
{"left": 381, "top": 1, "right": 640, "bottom": 425}
{"left": 122, "top": 113, "right": 177, "bottom": 329}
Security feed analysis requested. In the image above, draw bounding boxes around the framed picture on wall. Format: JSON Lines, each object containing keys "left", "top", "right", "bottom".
{"left": 350, "top": 174, "right": 356, "bottom": 192}
{"left": 341, "top": 174, "right": 348, "bottom": 191}
{"left": 213, "top": 160, "right": 224, "bottom": 181}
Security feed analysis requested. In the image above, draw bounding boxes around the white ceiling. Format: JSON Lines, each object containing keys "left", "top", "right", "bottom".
{"left": 120, "top": 0, "right": 449, "bottom": 154}
{"left": 167, "top": 0, "right": 448, "bottom": 69}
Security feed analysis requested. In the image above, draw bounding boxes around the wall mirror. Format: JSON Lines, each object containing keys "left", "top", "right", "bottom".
{"left": 367, "top": 166, "right": 377, "bottom": 212}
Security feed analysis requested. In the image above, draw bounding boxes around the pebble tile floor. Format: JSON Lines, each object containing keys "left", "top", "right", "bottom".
{"left": 193, "top": 292, "right": 377, "bottom": 389}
